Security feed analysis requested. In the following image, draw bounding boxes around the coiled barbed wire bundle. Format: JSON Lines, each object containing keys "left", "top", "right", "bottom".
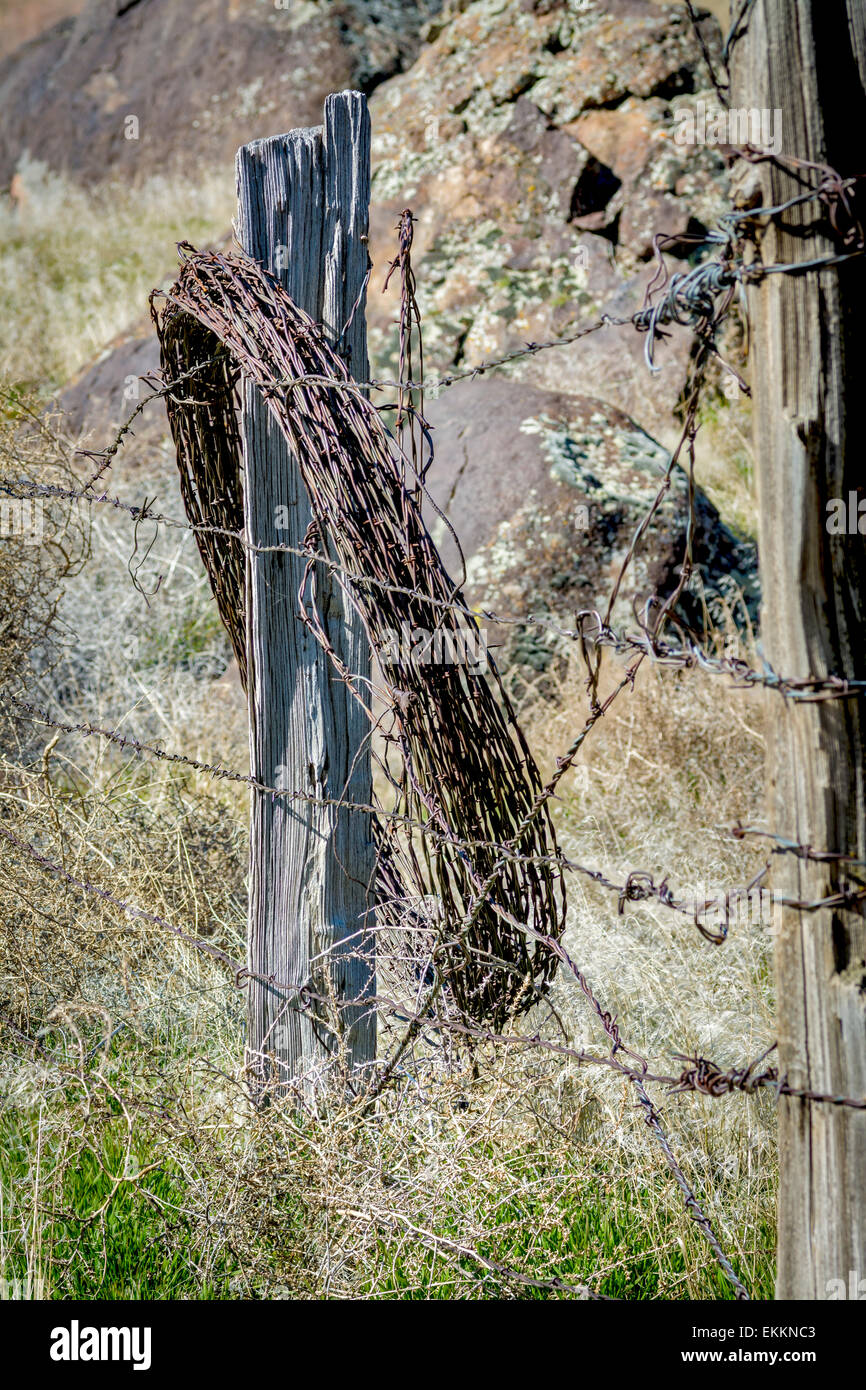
{"left": 151, "top": 246, "right": 567, "bottom": 1030}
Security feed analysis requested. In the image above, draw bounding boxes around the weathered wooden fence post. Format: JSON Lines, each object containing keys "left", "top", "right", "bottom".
{"left": 236, "top": 92, "right": 375, "bottom": 1093}
{"left": 730, "top": 0, "right": 866, "bottom": 1297}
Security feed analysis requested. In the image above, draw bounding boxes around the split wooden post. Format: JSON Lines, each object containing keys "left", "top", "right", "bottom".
{"left": 730, "top": 0, "right": 866, "bottom": 1298}
{"left": 236, "top": 92, "right": 375, "bottom": 1093}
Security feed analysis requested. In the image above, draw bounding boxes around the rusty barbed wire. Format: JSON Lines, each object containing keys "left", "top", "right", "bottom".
{"left": 1, "top": 690, "right": 369, "bottom": 809}
{"left": 5, "top": 476, "right": 865, "bottom": 703}
{"left": 74, "top": 357, "right": 225, "bottom": 489}
{"left": 381, "top": 208, "right": 428, "bottom": 502}
{"left": 723, "top": 0, "right": 758, "bottom": 65}
{"left": 10, "top": 687, "right": 866, "bottom": 955}
{"left": 667, "top": 1047, "right": 866, "bottom": 1112}
{"left": 730, "top": 822, "right": 866, "bottom": 870}
{"left": 683, "top": 0, "right": 728, "bottom": 106}
{"left": 6, "top": 815, "right": 864, "bottom": 1124}
{"left": 10, "top": 683, "right": 861, "bottom": 932}
{"left": 498, "top": 917, "right": 751, "bottom": 1298}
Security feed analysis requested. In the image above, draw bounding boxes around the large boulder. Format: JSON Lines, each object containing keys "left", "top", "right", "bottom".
{"left": 421, "top": 376, "right": 758, "bottom": 664}
{"left": 57, "top": 326, "right": 163, "bottom": 452}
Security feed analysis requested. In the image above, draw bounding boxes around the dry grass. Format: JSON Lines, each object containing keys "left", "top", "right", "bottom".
{"left": 0, "top": 410, "right": 777, "bottom": 1297}
{"left": 0, "top": 634, "right": 777, "bottom": 1297}
{"left": 0, "top": 156, "right": 234, "bottom": 393}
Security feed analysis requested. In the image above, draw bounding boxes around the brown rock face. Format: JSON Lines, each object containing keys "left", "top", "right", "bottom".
{"left": 0, "top": 0, "right": 438, "bottom": 187}
{"left": 59, "top": 329, "right": 164, "bottom": 451}
{"left": 365, "top": 0, "right": 730, "bottom": 440}
{"left": 421, "top": 376, "right": 758, "bottom": 643}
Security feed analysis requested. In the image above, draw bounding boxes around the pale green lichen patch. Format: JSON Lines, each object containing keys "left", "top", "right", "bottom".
{"left": 371, "top": 223, "right": 598, "bottom": 373}
{"left": 519, "top": 412, "right": 686, "bottom": 508}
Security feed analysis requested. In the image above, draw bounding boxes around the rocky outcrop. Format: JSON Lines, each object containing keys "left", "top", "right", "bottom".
{"left": 6, "top": 0, "right": 735, "bottom": 441}
{"left": 41, "top": 0, "right": 753, "bottom": 678}
{"left": 0, "top": 0, "right": 440, "bottom": 187}
{"left": 365, "top": 0, "right": 731, "bottom": 439}
{"left": 58, "top": 328, "right": 163, "bottom": 448}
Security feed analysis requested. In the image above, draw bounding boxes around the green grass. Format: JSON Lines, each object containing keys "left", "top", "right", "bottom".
{"left": 1, "top": 1111, "right": 237, "bottom": 1300}
{"left": 1, "top": 1065, "right": 776, "bottom": 1301}
{"left": 366, "top": 1181, "right": 675, "bottom": 1299}
{"left": 358, "top": 1146, "right": 775, "bottom": 1300}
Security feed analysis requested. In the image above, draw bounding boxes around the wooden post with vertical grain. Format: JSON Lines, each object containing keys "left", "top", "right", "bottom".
{"left": 236, "top": 92, "right": 375, "bottom": 1096}
{"left": 730, "top": 0, "right": 866, "bottom": 1298}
